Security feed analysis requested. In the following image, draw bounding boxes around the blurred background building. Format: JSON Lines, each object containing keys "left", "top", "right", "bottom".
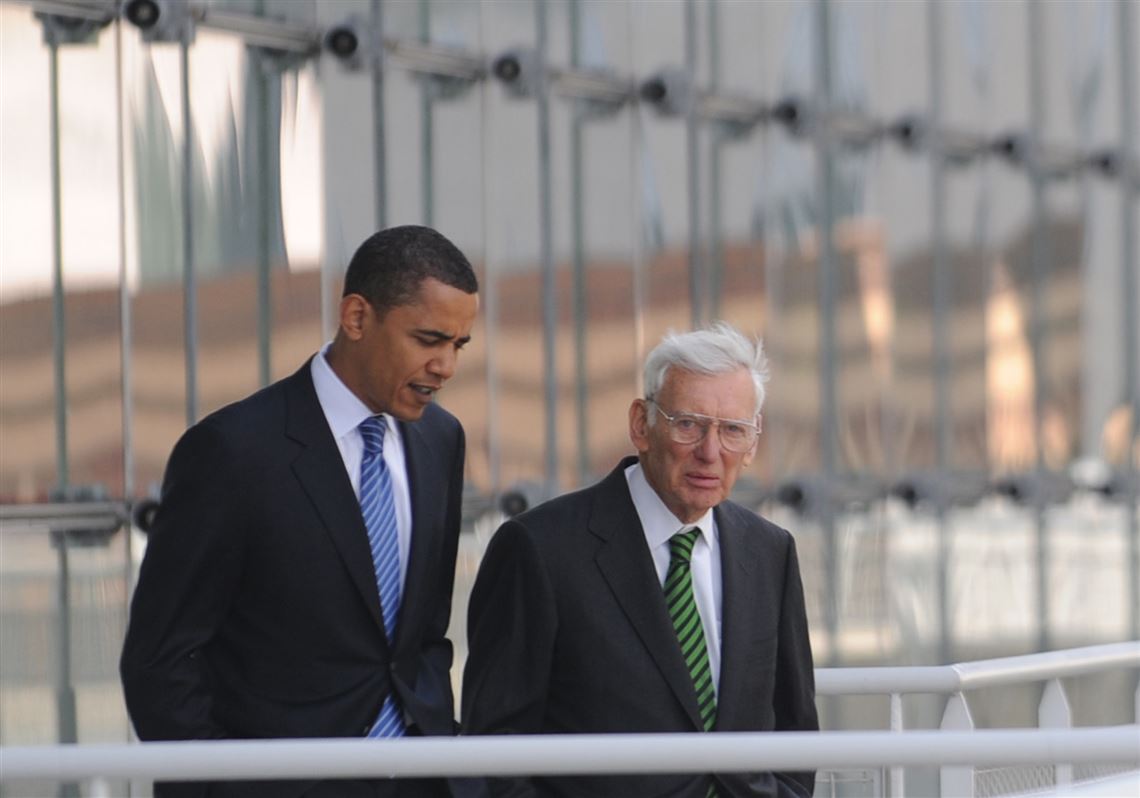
{"left": 0, "top": 0, "right": 1137, "bottom": 787}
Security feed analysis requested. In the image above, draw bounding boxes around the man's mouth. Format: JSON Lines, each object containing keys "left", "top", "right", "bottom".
{"left": 411, "top": 383, "right": 440, "bottom": 397}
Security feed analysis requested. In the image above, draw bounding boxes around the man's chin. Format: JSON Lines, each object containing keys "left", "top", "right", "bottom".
{"left": 390, "top": 402, "right": 428, "bottom": 423}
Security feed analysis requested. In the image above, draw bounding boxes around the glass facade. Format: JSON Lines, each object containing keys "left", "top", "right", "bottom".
{"left": 1, "top": 0, "right": 1137, "bottom": 773}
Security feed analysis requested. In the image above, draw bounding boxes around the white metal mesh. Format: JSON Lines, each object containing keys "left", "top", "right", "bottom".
{"left": 974, "top": 764, "right": 1055, "bottom": 797}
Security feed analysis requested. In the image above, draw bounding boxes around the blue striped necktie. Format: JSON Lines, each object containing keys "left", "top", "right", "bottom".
{"left": 359, "top": 416, "right": 405, "bottom": 738}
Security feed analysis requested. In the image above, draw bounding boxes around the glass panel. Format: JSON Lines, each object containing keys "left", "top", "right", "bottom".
{"left": 479, "top": 0, "right": 545, "bottom": 493}
{"left": 702, "top": 0, "right": 769, "bottom": 494}
{"left": 1, "top": 520, "right": 131, "bottom": 796}
{"left": 122, "top": 24, "right": 190, "bottom": 494}
{"left": 943, "top": 165, "right": 991, "bottom": 472}
{"left": 762, "top": 128, "right": 821, "bottom": 479}
{"left": 1, "top": 6, "right": 125, "bottom": 501}
{"left": 273, "top": 60, "right": 324, "bottom": 381}
{"left": 184, "top": 31, "right": 264, "bottom": 420}
{"left": 630, "top": 0, "right": 692, "bottom": 347}
{"left": 0, "top": 7, "right": 134, "bottom": 765}
{"left": 389, "top": 2, "right": 492, "bottom": 492}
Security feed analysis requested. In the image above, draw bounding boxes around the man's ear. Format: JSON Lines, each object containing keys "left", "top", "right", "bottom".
{"left": 629, "top": 399, "right": 651, "bottom": 454}
{"left": 339, "top": 294, "right": 370, "bottom": 341}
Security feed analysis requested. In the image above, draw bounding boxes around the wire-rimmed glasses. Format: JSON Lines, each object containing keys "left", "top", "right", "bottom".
{"left": 646, "top": 399, "right": 759, "bottom": 453}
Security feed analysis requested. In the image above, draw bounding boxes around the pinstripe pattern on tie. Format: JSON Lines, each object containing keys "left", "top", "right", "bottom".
{"left": 665, "top": 528, "right": 716, "bottom": 731}
{"left": 359, "top": 416, "right": 405, "bottom": 738}
{"left": 665, "top": 527, "right": 719, "bottom": 796}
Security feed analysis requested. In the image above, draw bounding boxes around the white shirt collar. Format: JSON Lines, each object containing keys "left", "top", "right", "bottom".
{"left": 625, "top": 461, "right": 715, "bottom": 551}
{"left": 311, "top": 343, "right": 396, "bottom": 438}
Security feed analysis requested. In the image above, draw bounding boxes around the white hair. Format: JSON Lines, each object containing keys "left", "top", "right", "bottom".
{"left": 643, "top": 321, "right": 769, "bottom": 420}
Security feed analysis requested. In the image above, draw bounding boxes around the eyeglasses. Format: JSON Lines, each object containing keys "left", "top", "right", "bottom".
{"left": 646, "top": 399, "right": 760, "bottom": 453}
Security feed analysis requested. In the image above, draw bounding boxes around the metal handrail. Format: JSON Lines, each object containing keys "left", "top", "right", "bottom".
{"left": 2, "top": 728, "right": 1137, "bottom": 784}
{"left": 0, "top": 501, "right": 129, "bottom": 535}
{"left": 11, "top": 0, "right": 1140, "bottom": 186}
{"left": 815, "top": 641, "right": 1140, "bottom": 695}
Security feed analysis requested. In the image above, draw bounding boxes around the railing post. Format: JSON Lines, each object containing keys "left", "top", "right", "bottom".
{"left": 889, "top": 692, "right": 905, "bottom": 797}
{"left": 940, "top": 692, "right": 975, "bottom": 797}
{"left": 1039, "top": 678, "right": 1072, "bottom": 787}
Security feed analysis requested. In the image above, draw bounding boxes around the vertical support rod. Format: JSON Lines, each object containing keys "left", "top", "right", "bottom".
{"left": 54, "top": 539, "right": 78, "bottom": 798}
{"left": 940, "top": 692, "right": 977, "bottom": 797}
{"left": 889, "top": 692, "right": 905, "bottom": 797}
{"left": 371, "top": 0, "right": 388, "bottom": 230}
{"left": 1026, "top": 0, "right": 1051, "bottom": 653}
{"left": 1039, "top": 679, "right": 1073, "bottom": 786}
{"left": 707, "top": 0, "right": 724, "bottom": 321}
{"left": 1117, "top": 0, "right": 1139, "bottom": 642}
{"left": 253, "top": 14, "right": 272, "bottom": 388}
{"left": 536, "top": 0, "right": 559, "bottom": 495}
{"left": 180, "top": 35, "right": 198, "bottom": 427}
{"left": 685, "top": 0, "right": 702, "bottom": 327}
{"left": 928, "top": 0, "right": 954, "bottom": 666}
{"left": 419, "top": 0, "right": 434, "bottom": 226}
{"left": 477, "top": 1, "right": 500, "bottom": 495}
{"left": 569, "top": 0, "right": 590, "bottom": 486}
{"left": 48, "top": 39, "right": 69, "bottom": 492}
{"left": 114, "top": 31, "right": 139, "bottom": 773}
{"left": 815, "top": 0, "right": 841, "bottom": 666}
{"left": 116, "top": 19, "right": 133, "bottom": 506}
{"left": 629, "top": 2, "right": 647, "bottom": 390}
{"left": 46, "top": 35, "right": 79, "bottom": 774}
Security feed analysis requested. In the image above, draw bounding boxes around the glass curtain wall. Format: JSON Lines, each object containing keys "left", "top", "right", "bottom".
{"left": 1, "top": 0, "right": 1137, "bottom": 776}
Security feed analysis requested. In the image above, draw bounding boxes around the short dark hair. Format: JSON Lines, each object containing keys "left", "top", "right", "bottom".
{"left": 343, "top": 225, "right": 478, "bottom": 314}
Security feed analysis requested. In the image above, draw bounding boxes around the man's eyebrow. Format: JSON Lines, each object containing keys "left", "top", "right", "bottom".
{"left": 415, "top": 328, "right": 471, "bottom": 345}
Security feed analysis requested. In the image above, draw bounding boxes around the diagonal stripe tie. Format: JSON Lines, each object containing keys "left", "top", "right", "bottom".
{"left": 359, "top": 416, "right": 405, "bottom": 738}
{"left": 665, "top": 527, "right": 719, "bottom": 797}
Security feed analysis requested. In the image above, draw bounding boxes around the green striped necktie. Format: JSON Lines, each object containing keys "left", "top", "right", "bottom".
{"left": 664, "top": 527, "right": 716, "bottom": 731}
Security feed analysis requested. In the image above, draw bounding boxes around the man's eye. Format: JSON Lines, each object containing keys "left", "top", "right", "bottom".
{"left": 723, "top": 423, "right": 747, "bottom": 436}
{"left": 674, "top": 417, "right": 699, "bottom": 431}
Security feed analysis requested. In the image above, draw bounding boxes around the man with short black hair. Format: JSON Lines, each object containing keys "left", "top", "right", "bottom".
{"left": 122, "top": 225, "right": 479, "bottom": 798}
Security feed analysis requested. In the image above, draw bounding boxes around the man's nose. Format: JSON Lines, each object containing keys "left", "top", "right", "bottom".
{"left": 429, "top": 348, "right": 458, "bottom": 380}
{"left": 694, "top": 426, "right": 720, "bottom": 460}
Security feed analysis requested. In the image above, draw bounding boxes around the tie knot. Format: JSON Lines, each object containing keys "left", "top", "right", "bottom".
{"left": 359, "top": 416, "right": 387, "bottom": 457}
{"left": 669, "top": 527, "right": 701, "bottom": 564}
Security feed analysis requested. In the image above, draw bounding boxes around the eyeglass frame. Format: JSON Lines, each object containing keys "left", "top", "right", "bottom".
{"left": 644, "top": 398, "right": 761, "bottom": 453}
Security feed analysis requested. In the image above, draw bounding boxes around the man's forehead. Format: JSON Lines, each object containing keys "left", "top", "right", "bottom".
{"left": 660, "top": 368, "right": 756, "bottom": 410}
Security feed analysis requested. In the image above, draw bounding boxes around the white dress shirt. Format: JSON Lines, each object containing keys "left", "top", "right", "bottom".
{"left": 625, "top": 462, "right": 723, "bottom": 694}
{"left": 311, "top": 345, "right": 412, "bottom": 590}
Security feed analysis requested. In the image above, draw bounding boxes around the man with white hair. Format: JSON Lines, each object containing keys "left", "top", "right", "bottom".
{"left": 463, "top": 322, "right": 818, "bottom": 798}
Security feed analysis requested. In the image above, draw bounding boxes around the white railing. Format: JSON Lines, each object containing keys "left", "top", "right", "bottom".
{"left": 1, "top": 728, "right": 1137, "bottom": 779}
{"left": 813, "top": 641, "right": 1140, "bottom": 796}
{"left": 1, "top": 643, "right": 1137, "bottom": 797}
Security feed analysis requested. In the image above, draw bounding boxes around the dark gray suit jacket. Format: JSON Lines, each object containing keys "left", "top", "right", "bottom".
{"left": 121, "top": 360, "right": 466, "bottom": 797}
{"left": 462, "top": 456, "right": 818, "bottom": 798}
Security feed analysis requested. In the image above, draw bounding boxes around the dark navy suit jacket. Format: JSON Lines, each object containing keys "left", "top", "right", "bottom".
{"left": 462, "top": 457, "right": 818, "bottom": 798}
{"left": 121, "top": 360, "right": 466, "bottom": 797}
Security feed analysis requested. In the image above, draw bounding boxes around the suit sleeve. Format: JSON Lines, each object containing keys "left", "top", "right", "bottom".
{"left": 772, "top": 534, "right": 819, "bottom": 798}
{"left": 119, "top": 420, "right": 243, "bottom": 741}
{"left": 461, "top": 519, "right": 558, "bottom": 798}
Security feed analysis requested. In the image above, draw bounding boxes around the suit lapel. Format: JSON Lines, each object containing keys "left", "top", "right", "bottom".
{"left": 390, "top": 417, "right": 440, "bottom": 656}
{"left": 715, "top": 504, "right": 759, "bottom": 731}
{"left": 284, "top": 363, "right": 388, "bottom": 637}
{"left": 590, "top": 460, "right": 706, "bottom": 730}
